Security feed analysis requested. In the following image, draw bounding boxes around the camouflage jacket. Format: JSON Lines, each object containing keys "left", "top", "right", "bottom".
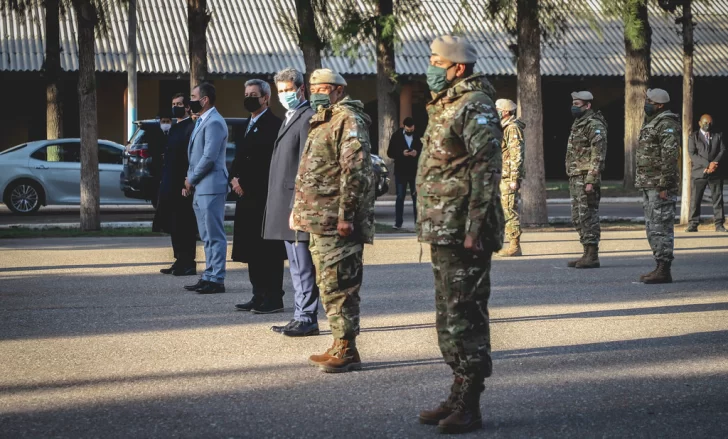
{"left": 501, "top": 117, "right": 525, "bottom": 184}
{"left": 636, "top": 110, "right": 681, "bottom": 190}
{"left": 416, "top": 73, "right": 504, "bottom": 250}
{"left": 565, "top": 109, "right": 608, "bottom": 184}
{"left": 292, "top": 96, "right": 375, "bottom": 244}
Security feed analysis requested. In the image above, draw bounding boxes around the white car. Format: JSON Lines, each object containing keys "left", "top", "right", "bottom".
{"left": 0, "top": 139, "right": 139, "bottom": 214}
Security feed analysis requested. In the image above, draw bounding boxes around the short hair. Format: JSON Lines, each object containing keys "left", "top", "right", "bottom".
{"left": 245, "top": 79, "right": 272, "bottom": 97}
{"left": 274, "top": 68, "right": 305, "bottom": 89}
{"left": 172, "top": 92, "right": 190, "bottom": 107}
{"left": 196, "top": 82, "right": 216, "bottom": 105}
{"left": 403, "top": 117, "right": 415, "bottom": 127}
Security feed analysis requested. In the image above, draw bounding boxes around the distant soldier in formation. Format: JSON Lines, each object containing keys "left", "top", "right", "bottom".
{"left": 416, "top": 35, "right": 504, "bottom": 435}
{"left": 566, "top": 91, "right": 608, "bottom": 269}
{"left": 495, "top": 98, "right": 525, "bottom": 257}
{"left": 637, "top": 88, "right": 681, "bottom": 284}
{"left": 291, "top": 68, "right": 376, "bottom": 372}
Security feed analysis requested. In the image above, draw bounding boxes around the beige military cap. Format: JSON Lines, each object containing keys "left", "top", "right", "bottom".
{"left": 571, "top": 91, "right": 593, "bottom": 101}
{"left": 310, "top": 68, "right": 347, "bottom": 86}
{"left": 495, "top": 99, "right": 517, "bottom": 112}
{"left": 646, "top": 88, "right": 670, "bottom": 104}
{"left": 430, "top": 35, "right": 478, "bottom": 64}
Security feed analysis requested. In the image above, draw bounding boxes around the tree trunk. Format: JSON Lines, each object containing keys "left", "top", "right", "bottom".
{"left": 623, "top": 1, "right": 652, "bottom": 189}
{"left": 296, "top": 0, "right": 322, "bottom": 81}
{"left": 517, "top": 0, "right": 548, "bottom": 226}
{"left": 188, "top": 0, "right": 210, "bottom": 90}
{"left": 76, "top": 1, "right": 100, "bottom": 231}
{"left": 45, "top": 0, "right": 63, "bottom": 163}
{"left": 680, "top": 0, "right": 694, "bottom": 225}
{"left": 376, "top": 0, "right": 397, "bottom": 179}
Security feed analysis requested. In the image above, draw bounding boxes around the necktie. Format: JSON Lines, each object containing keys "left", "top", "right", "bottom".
{"left": 246, "top": 120, "right": 254, "bottom": 136}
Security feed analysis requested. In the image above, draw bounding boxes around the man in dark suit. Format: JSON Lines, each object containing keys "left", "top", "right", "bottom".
{"left": 231, "top": 79, "right": 286, "bottom": 312}
{"left": 687, "top": 114, "right": 726, "bottom": 232}
{"left": 154, "top": 94, "right": 197, "bottom": 275}
{"left": 258, "top": 68, "right": 320, "bottom": 337}
{"left": 387, "top": 117, "right": 423, "bottom": 229}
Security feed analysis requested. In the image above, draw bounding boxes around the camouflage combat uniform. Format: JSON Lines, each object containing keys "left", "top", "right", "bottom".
{"left": 292, "top": 96, "right": 375, "bottom": 343}
{"left": 637, "top": 110, "right": 681, "bottom": 262}
{"left": 416, "top": 73, "right": 504, "bottom": 389}
{"left": 499, "top": 117, "right": 525, "bottom": 240}
{"left": 566, "top": 109, "right": 608, "bottom": 245}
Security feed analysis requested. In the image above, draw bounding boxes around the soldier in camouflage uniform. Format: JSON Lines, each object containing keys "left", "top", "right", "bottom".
{"left": 565, "top": 91, "right": 608, "bottom": 269}
{"left": 637, "top": 88, "right": 680, "bottom": 284}
{"left": 495, "top": 98, "right": 525, "bottom": 257}
{"left": 416, "top": 36, "right": 504, "bottom": 435}
{"left": 290, "top": 69, "right": 376, "bottom": 372}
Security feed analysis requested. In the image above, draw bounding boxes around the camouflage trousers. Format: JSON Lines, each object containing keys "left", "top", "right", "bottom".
{"left": 642, "top": 189, "right": 676, "bottom": 262}
{"left": 431, "top": 244, "right": 493, "bottom": 381}
{"left": 569, "top": 175, "right": 601, "bottom": 245}
{"left": 309, "top": 234, "right": 363, "bottom": 341}
{"left": 499, "top": 181, "right": 521, "bottom": 240}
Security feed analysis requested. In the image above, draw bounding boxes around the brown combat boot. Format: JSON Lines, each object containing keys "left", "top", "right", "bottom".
{"left": 575, "top": 244, "right": 600, "bottom": 269}
{"left": 567, "top": 245, "right": 587, "bottom": 267}
{"left": 643, "top": 261, "right": 672, "bottom": 284}
{"left": 307, "top": 341, "right": 337, "bottom": 367}
{"left": 497, "top": 237, "right": 522, "bottom": 257}
{"left": 437, "top": 379, "right": 484, "bottom": 434}
{"left": 317, "top": 339, "right": 362, "bottom": 373}
{"left": 639, "top": 261, "right": 659, "bottom": 282}
{"left": 419, "top": 377, "right": 463, "bottom": 425}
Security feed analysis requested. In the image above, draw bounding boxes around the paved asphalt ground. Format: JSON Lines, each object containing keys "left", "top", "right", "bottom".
{"left": 1, "top": 201, "right": 724, "bottom": 228}
{"left": 1, "top": 231, "right": 727, "bottom": 438}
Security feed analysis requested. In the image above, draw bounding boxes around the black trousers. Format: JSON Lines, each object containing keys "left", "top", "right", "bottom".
{"left": 248, "top": 257, "right": 285, "bottom": 303}
{"left": 689, "top": 176, "right": 725, "bottom": 226}
{"left": 171, "top": 230, "right": 197, "bottom": 267}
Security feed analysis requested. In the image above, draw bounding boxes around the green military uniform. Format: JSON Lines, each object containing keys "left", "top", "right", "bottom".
{"left": 566, "top": 109, "right": 608, "bottom": 246}
{"left": 292, "top": 95, "right": 375, "bottom": 345}
{"left": 417, "top": 71, "right": 504, "bottom": 390}
{"left": 637, "top": 110, "right": 680, "bottom": 262}
{"left": 499, "top": 116, "right": 525, "bottom": 241}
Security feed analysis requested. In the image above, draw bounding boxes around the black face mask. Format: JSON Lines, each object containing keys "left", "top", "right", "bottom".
{"left": 404, "top": 129, "right": 414, "bottom": 136}
{"left": 172, "top": 106, "right": 187, "bottom": 118}
{"left": 189, "top": 99, "right": 203, "bottom": 114}
{"left": 244, "top": 96, "right": 263, "bottom": 113}
{"left": 701, "top": 122, "right": 712, "bottom": 132}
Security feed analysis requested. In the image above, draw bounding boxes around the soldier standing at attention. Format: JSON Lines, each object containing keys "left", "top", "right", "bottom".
{"left": 416, "top": 35, "right": 504, "bottom": 434}
{"left": 290, "top": 68, "right": 376, "bottom": 373}
{"left": 495, "top": 98, "right": 525, "bottom": 257}
{"left": 637, "top": 88, "right": 681, "bottom": 284}
{"left": 566, "top": 91, "right": 608, "bottom": 269}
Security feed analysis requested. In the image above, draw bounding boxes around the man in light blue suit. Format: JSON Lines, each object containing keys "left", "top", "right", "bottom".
{"left": 182, "top": 82, "right": 229, "bottom": 295}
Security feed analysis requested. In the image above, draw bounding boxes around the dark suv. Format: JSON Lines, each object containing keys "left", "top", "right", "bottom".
{"left": 120, "top": 118, "right": 389, "bottom": 204}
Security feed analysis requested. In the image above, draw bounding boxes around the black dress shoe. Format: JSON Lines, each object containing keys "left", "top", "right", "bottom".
{"left": 184, "top": 279, "right": 208, "bottom": 291}
{"left": 685, "top": 224, "right": 699, "bottom": 232}
{"left": 160, "top": 264, "right": 176, "bottom": 275}
{"left": 172, "top": 267, "right": 197, "bottom": 276}
{"left": 271, "top": 319, "right": 297, "bottom": 334}
{"left": 235, "top": 297, "right": 263, "bottom": 311}
{"left": 282, "top": 320, "right": 320, "bottom": 337}
{"left": 251, "top": 299, "right": 284, "bottom": 314}
{"left": 197, "top": 282, "right": 226, "bottom": 295}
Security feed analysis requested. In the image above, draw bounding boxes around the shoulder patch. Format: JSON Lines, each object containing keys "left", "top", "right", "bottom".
{"left": 348, "top": 129, "right": 358, "bottom": 137}
{"left": 595, "top": 130, "right": 601, "bottom": 134}
{"left": 664, "top": 128, "right": 675, "bottom": 133}
{"left": 476, "top": 115, "right": 489, "bottom": 125}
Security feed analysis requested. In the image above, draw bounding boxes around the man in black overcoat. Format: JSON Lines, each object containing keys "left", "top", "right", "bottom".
{"left": 257, "top": 68, "right": 320, "bottom": 337}
{"left": 153, "top": 95, "right": 198, "bottom": 275}
{"left": 231, "top": 79, "right": 286, "bottom": 313}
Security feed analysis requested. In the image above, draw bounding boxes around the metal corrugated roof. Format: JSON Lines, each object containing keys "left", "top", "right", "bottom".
{"left": 1, "top": 0, "right": 727, "bottom": 76}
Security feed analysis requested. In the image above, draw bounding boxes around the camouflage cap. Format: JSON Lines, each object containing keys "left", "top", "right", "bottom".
{"left": 646, "top": 88, "right": 670, "bottom": 104}
{"left": 430, "top": 35, "right": 477, "bottom": 64}
{"left": 310, "top": 68, "right": 347, "bottom": 86}
{"left": 571, "top": 91, "right": 593, "bottom": 101}
{"left": 495, "top": 99, "right": 517, "bottom": 112}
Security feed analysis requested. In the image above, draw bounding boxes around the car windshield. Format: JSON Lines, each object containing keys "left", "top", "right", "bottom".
{"left": 0, "top": 143, "right": 27, "bottom": 155}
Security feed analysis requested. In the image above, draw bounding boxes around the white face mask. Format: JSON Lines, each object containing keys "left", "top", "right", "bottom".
{"left": 160, "top": 123, "right": 172, "bottom": 132}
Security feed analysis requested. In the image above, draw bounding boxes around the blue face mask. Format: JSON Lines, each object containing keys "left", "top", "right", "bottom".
{"left": 279, "top": 90, "right": 301, "bottom": 111}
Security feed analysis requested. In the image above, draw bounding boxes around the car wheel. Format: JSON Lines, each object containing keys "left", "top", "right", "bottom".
{"left": 5, "top": 180, "right": 43, "bottom": 214}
